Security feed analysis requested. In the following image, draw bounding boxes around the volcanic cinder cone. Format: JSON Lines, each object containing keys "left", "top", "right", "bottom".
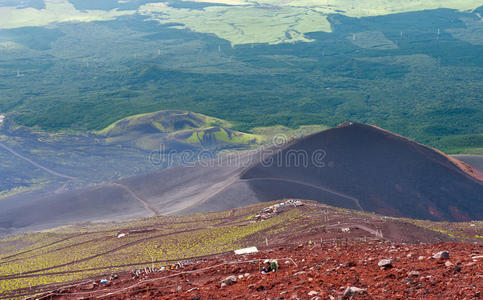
{"left": 239, "top": 122, "right": 483, "bottom": 221}
{"left": 1, "top": 123, "right": 481, "bottom": 234}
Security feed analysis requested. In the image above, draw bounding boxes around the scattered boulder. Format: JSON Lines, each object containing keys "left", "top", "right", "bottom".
{"left": 341, "top": 261, "right": 356, "bottom": 268}
{"left": 308, "top": 291, "right": 319, "bottom": 296}
{"left": 378, "top": 259, "right": 393, "bottom": 269}
{"left": 220, "top": 275, "right": 237, "bottom": 286}
{"left": 444, "top": 261, "right": 453, "bottom": 267}
{"left": 433, "top": 251, "right": 450, "bottom": 260}
{"left": 256, "top": 285, "right": 266, "bottom": 291}
{"left": 343, "top": 286, "right": 367, "bottom": 297}
{"left": 408, "top": 271, "right": 420, "bottom": 277}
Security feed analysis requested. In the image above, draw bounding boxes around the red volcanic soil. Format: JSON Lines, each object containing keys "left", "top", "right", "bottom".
{"left": 36, "top": 242, "right": 482, "bottom": 300}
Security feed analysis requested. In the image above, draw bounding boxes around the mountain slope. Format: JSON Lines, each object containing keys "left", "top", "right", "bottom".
{"left": 0, "top": 122, "right": 481, "bottom": 235}
{"left": 238, "top": 122, "right": 483, "bottom": 220}
{"left": 115, "top": 122, "right": 483, "bottom": 220}
{"left": 1, "top": 200, "right": 481, "bottom": 298}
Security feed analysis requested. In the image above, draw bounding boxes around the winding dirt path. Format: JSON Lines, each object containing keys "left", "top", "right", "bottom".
{"left": 0, "top": 227, "right": 206, "bottom": 280}
{"left": 0, "top": 209, "right": 256, "bottom": 280}
{"left": 164, "top": 170, "right": 243, "bottom": 215}
{"left": 0, "top": 142, "right": 77, "bottom": 180}
{"left": 0, "top": 235, "right": 112, "bottom": 265}
{"left": 0, "top": 216, "right": 239, "bottom": 265}
{"left": 240, "top": 177, "right": 364, "bottom": 211}
{"left": 107, "top": 182, "right": 160, "bottom": 216}
{"left": 324, "top": 223, "right": 383, "bottom": 238}
{"left": 0, "top": 233, "right": 91, "bottom": 262}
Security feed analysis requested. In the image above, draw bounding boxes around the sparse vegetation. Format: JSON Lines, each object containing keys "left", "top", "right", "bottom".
{"left": 1, "top": 200, "right": 480, "bottom": 297}
{"left": 406, "top": 219, "right": 483, "bottom": 241}
{"left": 0, "top": 202, "right": 302, "bottom": 294}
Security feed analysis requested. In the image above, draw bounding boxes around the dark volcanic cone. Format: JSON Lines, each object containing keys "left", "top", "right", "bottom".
{"left": 240, "top": 122, "right": 483, "bottom": 221}
{"left": 1, "top": 122, "right": 481, "bottom": 234}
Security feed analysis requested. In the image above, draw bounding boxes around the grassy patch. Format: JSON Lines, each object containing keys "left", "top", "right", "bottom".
{"left": 0, "top": 0, "right": 134, "bottom": 30}
{"left": 0, "top": 201, "right": 302, "bottom": 293}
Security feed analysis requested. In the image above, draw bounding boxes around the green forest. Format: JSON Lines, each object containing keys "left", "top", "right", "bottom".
{"left": 0, "top": 8, "right": 482, "bottom": 153}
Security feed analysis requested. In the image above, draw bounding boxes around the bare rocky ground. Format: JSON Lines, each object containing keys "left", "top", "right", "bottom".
{"left": 2, "top": 201, "right": 480, "bottom": 300}
{"left": 31, "top": 241, "right": 482, "bottom": 299}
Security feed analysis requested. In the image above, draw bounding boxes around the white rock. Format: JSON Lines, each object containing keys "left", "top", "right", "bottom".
{"left": 378, "top": 259, "right": 392, "bottom": 268}
{"left": 294, "top": 271, "right": 307, "bottom": 276}
{"left": 220, "top": 275, "right": 237, "bottom": 286}
{"left": 433, "top": 251, "right": 450, "bottom": 260}
{"left": 343, "top": 286, "right": 367, "bottom": 297}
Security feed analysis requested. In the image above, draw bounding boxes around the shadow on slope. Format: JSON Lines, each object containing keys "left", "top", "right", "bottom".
{"left": 0, "top": 122, "right": 481, "bottom": 235}
{"left": 238, "top": 122, "right": 483, "bottom": 221}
